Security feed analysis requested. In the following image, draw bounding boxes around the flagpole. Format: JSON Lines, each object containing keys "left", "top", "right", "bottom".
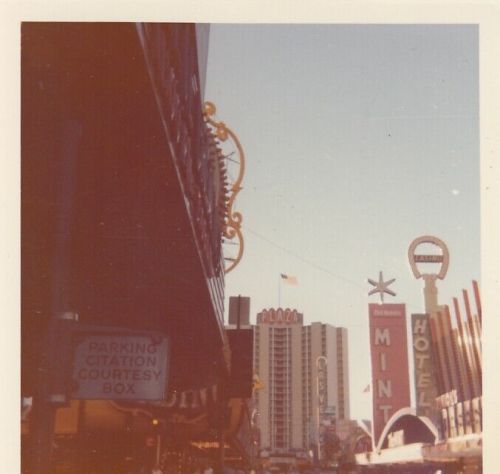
{"left": 278, "top": 274, "right": 281, "bottom": 308}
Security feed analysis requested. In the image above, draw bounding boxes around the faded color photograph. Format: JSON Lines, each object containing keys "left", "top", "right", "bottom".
{"left": 21, "top": 22, "right": 482, "bottom": 474}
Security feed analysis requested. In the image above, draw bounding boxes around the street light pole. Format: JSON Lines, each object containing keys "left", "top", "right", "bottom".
{"left": 30, "top": 311, "right": 79, "bottom": 474}
{"left": 315, "top": 356, "right": 327, "bottom": 464}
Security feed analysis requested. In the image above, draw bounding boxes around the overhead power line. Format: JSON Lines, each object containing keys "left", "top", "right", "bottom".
{"left": 244, "top": 225, "right": 366, "bottom": 290}
{"left": 243, "top": 225, "right": 425, "bottom": 315}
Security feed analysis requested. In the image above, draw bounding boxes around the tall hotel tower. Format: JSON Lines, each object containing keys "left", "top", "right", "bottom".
{"left": 253, "top": 308, "right": 349, "bottom": 455}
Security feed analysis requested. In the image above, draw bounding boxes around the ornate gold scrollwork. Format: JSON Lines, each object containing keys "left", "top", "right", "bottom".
{"left": 204, "top": 101, "right": 245, "bottom": 273}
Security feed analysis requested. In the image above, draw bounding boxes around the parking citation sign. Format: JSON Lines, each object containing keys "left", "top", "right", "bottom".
{"left": 71, "top": 332, "right": 169, "bottom": 400}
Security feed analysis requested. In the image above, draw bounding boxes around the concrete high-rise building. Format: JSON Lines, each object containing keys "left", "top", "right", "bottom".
{"left": 253, "top": 308, "right": 349, "bottom": 456}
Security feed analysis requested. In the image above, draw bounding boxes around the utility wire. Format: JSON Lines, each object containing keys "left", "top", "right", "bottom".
{"left": 244, "top": 225, "right": 365, "bottom": 291}
{"left": 243, "top": 225, "right": 425, "bottom": 315}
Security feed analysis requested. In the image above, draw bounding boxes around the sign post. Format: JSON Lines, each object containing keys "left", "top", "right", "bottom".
{"left": 30, "top": 311, "right": 79, "bottom": 474}
{"left": 408, "top": 235, "right": 449, "bottom": 314}
{"left": 408, "top": 235, "right": 451, "bottom": 434}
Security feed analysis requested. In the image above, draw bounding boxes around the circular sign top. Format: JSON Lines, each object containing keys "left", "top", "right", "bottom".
{"left": 408, "top": 235, "right": 449, "bottom": 280}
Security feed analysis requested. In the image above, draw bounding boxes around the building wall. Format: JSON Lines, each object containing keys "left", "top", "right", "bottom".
{"left": 338, "top": 327, "right": 350, "bottom": 419}
{"left": 21, "top": 22, "right": 227, "bottom": 397}
{"left": 254, "top": 309, "right": 349, "bottom": 454}
{"left": 254, "top": 324, "right": 270, "bottom": 448}
{"left": 291, "top": 323, "right": 304, "bottom": 449}
{"left": 326, "top": 326, "right": 338, "bottom": 419}
{"left": 301, "top": 324, "right": 313, "bottom": 449}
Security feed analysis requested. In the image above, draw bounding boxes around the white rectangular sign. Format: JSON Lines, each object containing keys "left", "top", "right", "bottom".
{"left": 72, "top": 333, "right": 169, "bottom": 400}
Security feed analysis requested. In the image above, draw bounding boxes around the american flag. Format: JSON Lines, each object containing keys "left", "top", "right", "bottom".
{"left": 280, "top": 273, "right": 298, "bottom": 285}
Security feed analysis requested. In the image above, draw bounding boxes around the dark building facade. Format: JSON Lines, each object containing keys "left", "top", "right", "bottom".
{"left": 22, "top": 22, "right": 251, "bottom": 474}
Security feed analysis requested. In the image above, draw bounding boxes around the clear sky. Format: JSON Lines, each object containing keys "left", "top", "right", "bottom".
{"left": 205, "top": 24, "right": 479, "bottom": 421}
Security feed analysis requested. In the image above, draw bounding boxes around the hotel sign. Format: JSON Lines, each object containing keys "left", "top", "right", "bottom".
{"left": 257, "top": 308, "right": 302, "bottom": 324}
{"left": 369, "top": 303, "right": 411, "bottom": 445}
{"left": 412, "top": 314, "right": 438, "bottom": 418}
{"left": 317, "top": 357, "right": 328, "bottom": 413}
{"left": 436, "top": 389, "right": 458, "bottom": 410}
{"left": 440, "top": 397, "right": 482, "bottom": 439}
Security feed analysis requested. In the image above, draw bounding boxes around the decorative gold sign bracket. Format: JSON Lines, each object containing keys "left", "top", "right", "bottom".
{"left": 204, "top": 101, "right": 245, "bottom": 273}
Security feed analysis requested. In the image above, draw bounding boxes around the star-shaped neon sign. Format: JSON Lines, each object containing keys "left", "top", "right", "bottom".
{"left": 368, "top": 271, "right": 396, "bottom": 303}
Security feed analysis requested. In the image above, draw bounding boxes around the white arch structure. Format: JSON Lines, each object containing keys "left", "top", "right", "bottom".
{"left": 376, "top": 406, "right": 439, "bottom": 453}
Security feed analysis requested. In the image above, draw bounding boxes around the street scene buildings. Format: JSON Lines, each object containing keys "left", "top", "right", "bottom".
{"left": 253, "top": 310, "right": 349, "bottom": 460}
{"left": 19, "top": 21, "right": 484, "bottom": 474}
